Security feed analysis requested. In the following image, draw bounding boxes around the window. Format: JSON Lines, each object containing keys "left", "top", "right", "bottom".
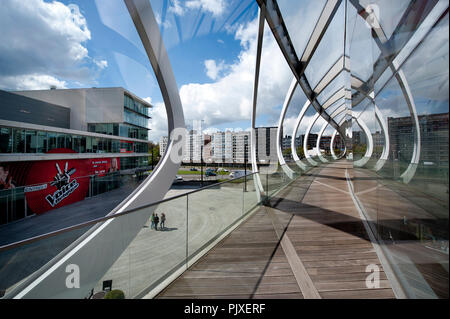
{"left": 0, "top": 127, "right": 12, "bottom": 153}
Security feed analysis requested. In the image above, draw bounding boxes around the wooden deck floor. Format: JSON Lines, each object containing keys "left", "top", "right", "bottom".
{"left": 157, "top": 161, "right": 395, "bottom": 299}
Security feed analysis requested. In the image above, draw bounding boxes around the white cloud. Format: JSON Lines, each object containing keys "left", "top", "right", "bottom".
{"left": 155, "top": 12, "right": 172, "bottom": 29}
{"left": 169, "top": 0, "right": 185, "bottom": 16}
{"left": 0, "top": 0, "right": 95, "bottom": 90}
{"left": 204, "top": 59, "right": 226, "bottom": 80}
{"left": 149, "top": 102, "right": 169, "bottom": 143}
{"left": 94, "top": 59, "right": 108, "bottom": 70}
{"left": 143, "top": 97, "right": 152, "bottom": 104}
{"left": 0, "top": 74, "right": 67, "bottom": 91}
{"left": 203, "top": 127, "right": 220, "bottom": 135}
{"left": 185, "top": 0, "right": 226, "bottom": 17}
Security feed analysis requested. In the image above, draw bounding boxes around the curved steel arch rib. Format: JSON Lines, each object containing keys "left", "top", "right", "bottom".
{"left": 316, "top": 103, "right": 347, "bottom": 163}
{"left": 374, "top": 100, "right": 390, "bottom": 171}
{"left": 250, "top": 7, "right": 267, "bottom": 198}
{"left": 291, "top": 99, "right": 311, "bottom": 171}
{"left": 303, "top": 112, "right": 321, "bottom": 166}
{"left": 353, "top": 116, "right": 374, "bottom": 167}
{"left": 331, "top": 117, "right": 349, "bottom": 160}
{"left": 280, "top": 54, "right": 350, "bottom": 175}
{"left": 9, "top": 0, "right": 185, "bottom": 299}
{"left": 276, "top": 77, "right": 298, "bottom": 179}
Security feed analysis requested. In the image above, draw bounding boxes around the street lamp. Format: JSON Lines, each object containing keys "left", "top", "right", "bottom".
{"left": 201, "top": 144, "right": 204, "bottom": 187}
{"left": 244, "top": 143, "right": 248, "bottom": 192}
{"left": 200, "top": 120, "right": 204, "bottom": 187}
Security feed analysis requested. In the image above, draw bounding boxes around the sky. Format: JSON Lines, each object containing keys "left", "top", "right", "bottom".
{"left": 0, "top": 0, "right": 448, "bottom": 143}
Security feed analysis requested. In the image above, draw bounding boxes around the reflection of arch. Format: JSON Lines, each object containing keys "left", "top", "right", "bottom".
{"left": 353, "top": 115, "right": 374, "bottom": 168}
{"left": 303, "top": 113, "right": 321, "bottom": 166}
{"left": 331, "top": 117, "right": 349, "bottom": 160}
{"left": 350, "top": 1, "right": 448, "bottom": 183}
{"left": 374, "top": 103, "right": 390, "bottom": 171}
{"left": 276, "top": 77, "right": 297, "bottom": 179}
{"left": 291, "top": 99, "right": 311, "bottom": 170}
{"left": 10, "top": 0, "right": 186, "bottom": 298}
{"left": 292, "top": 83, "right": 348, "bottom": 168}
{"left": 316, "top": 103, "right": 347, "bottom": 163}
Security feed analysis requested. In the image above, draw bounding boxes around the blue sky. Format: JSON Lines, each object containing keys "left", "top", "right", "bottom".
{"left": 0, "top": 0, "right": 448, "bottom": 143}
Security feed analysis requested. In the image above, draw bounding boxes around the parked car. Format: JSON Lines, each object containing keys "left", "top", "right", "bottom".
{"left": 217, "top": 168, "right": 229, "bottom": 172}
{"left": 205, "top": 168, "right": 216, "bottom": 177}
{"left": 173, "top": 175, "right": 183, "bottom": 183}
{"left": 229, "top": 171, "right": 245, "bottom": 179}
{"left": 190, "top": 167, "right": 198, "bottom": 171}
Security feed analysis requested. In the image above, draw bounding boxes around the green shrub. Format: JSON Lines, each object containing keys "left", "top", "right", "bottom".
{"left": 104, "top": 289, "right": 125, "bottom": 299}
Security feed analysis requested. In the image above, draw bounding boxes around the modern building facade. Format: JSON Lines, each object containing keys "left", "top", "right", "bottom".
{"left": 0, "top": 88, "right": 152, "bottom": 224}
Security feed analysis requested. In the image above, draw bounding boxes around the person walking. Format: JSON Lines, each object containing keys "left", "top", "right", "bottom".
{"left": 150, "top": 213, "right": 155, "bottom": 229}
{"left": 160, "top": 213, "right": 166, "bottom": 230}
{"left": 154, "top": 213, "right": 160, "bottom": 231}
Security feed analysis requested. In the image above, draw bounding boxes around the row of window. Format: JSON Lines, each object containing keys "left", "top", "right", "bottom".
{"left": 120, "top": 156, "right": 149, "bottom": 170}
{"left": 0, "top": 127, "right": 149, "bottom": 154}
{"left": 124, "top": 109, "right": 150, "bottom": 129}
{"left": 88, "top": 123, "right": 148, "bottom": 141}
{"left": 124, "top": 95, "right": 150, "bottom": 117}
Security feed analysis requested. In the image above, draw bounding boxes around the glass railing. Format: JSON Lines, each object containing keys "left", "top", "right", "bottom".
{"left": 0, "top": 170, "right": 298, "bottom": 299}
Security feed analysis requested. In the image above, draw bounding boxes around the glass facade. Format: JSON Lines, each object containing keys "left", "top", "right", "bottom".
{"left": 124, "top": 109, "right": 150, "bottom": 129}
{"left": 0, "top": 126, "right": 149, "bottom": 154}
{"left": 88, "top": 123, "right": 148, "bottom": 141}
{"left": 124, "top": 94, "right": 150, "bottom": 117}
{"left": 86, "top": 94, "right": 151, "bottom": 140}
{"left": 124, "top": 94, "right": 151, "bottom": 129}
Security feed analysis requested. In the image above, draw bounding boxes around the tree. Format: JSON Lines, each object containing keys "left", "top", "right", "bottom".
{"left": 148, "top": 142, "right": 160, "bottom": 168}
{"left": 296, "top": 146, "right": 305, "bottom": 159}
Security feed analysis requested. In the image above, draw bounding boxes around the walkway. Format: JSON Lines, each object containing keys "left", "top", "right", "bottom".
{"left": 157, "top": 161, "right": 395, "bottom": 299}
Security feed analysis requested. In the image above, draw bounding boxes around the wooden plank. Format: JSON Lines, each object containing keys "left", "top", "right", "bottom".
{"left": 157, "top": 161, "right": 396, "bottom": 299}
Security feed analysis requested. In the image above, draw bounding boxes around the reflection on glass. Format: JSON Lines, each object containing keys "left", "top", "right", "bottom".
{"left": 350, "top": 0, "right": 449, "bottom": 299}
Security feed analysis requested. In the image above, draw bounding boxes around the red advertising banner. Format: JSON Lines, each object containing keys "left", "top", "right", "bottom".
{"left": 1, "top": 149, "right": 120, "bottom": 215}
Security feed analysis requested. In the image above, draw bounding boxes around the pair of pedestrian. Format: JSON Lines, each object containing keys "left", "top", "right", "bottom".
{"left": 150, "top": 212, "right": 166, "bottom": 231}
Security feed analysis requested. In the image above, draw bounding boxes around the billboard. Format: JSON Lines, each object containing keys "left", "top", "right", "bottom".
{"left": 0, "top": 149, "right": 120, "bottom": 215}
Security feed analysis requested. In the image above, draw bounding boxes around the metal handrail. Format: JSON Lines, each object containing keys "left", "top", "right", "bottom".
{"left": 0, "top": 172, "right": 258, "bottom": 252}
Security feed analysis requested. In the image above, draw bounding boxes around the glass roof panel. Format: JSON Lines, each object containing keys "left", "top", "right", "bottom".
{"left": 347, "top": 1, "right": 380, "bottom": 83}
{"left": 304, "top": 1, "right": 345, "bottom": 90}
{"left": 316, "top": 71, "right": 346, "bottom": 108}
{"left": 255, "top": 15, "right": 292, "bottom": 130}
{"left": 277, "top": 0, "right": 328, "bottom": 60}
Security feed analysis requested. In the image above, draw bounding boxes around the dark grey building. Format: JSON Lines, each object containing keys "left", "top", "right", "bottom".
{"left": 0, "top": 89, "right": 70, "bottom": 129}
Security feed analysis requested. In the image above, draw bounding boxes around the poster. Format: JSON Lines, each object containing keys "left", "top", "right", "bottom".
{"left": 0, "top": 149, "right": 120, "bottom": 215}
